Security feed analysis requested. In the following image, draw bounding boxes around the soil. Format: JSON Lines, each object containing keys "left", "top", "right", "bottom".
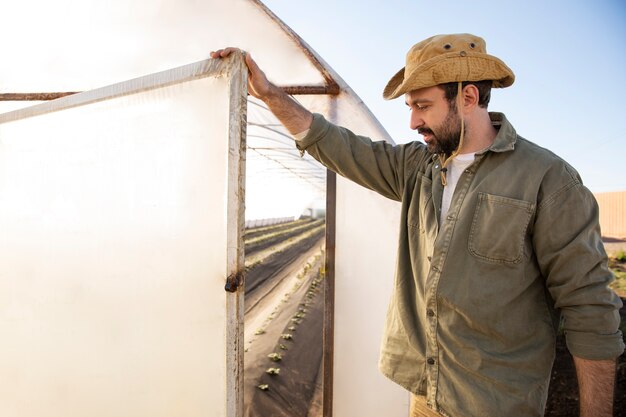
{"left": 244, "top": 219, "right": 313, "bottom": 241}
{"left": 244, "top": 237, "right": 324, "bottom": 344}
{"left": 245, "top": 227, "right": 325, "bottom": 293}
{"left": 245, "top": 219, "right": 324, "bottom": 256}
{"left": 244, "top": 266, "right": 324, "bottom": 417}
{"left": 243, "top": 220, "right": 326, "bottom": 417}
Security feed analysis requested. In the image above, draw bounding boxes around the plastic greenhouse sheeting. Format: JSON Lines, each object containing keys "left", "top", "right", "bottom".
{"left": 2, "top": 1, "right": 408, "bottom": 415}
{"left": 0, "top": 57, "right": 247, "bottom": 417}
{"left": 0, "top": 0, "right": 324, "bottom": 94}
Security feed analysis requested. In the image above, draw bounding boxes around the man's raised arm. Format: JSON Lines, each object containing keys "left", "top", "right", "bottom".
{"left": 210, "top": 48, "right": 313, "bottom": 135}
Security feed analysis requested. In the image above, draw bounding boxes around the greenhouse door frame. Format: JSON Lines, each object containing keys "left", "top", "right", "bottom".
{"left": 0, "top": 56, "right": 342, "bottom": 417}
{"left": 0, "top": 54, "right": 248, "bottom": 417}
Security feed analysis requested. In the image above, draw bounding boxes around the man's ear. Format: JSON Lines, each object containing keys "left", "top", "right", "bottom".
{"left": 462, "top": 84, "right": 480, "bottom": 110}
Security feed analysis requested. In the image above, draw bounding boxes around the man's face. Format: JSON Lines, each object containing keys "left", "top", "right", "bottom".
{"left": 405, "top": 86, "right": 462, "bottom": 156}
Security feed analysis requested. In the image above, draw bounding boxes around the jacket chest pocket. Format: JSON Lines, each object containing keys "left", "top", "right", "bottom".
{"left": 468, "top": 192, "right": 535, "bottom": 264}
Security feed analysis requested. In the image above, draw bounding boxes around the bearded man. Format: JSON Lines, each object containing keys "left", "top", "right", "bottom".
{"left": 211, "top": 34, "right": 624, "bottom": 417}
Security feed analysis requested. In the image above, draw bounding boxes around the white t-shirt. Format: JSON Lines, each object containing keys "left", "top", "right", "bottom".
{"left": 440, "top": 152, "right": 475, "bottom": 224}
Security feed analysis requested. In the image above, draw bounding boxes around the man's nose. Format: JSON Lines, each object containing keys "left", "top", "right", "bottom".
{"left": 410, "top": 109, "right": 423, "bottom": 131}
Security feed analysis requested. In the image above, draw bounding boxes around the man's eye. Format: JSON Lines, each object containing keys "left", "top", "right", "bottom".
{"left": 409, "top": 103, "right": 428, "bottom": 111}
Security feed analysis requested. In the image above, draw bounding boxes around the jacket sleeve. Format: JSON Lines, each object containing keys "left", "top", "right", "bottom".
{"left": 532, "top": 164, "right": 624, "bottom": 360}
{"left": 296, "top": 113, "right": 431, "bottom": 202}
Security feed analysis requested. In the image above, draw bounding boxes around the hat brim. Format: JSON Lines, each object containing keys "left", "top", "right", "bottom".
{"left": 383, "top": 51, "right": 515, "bottom": 100}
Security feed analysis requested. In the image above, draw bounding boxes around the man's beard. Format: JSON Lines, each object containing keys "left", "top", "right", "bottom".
{"left": 418, "top": 105, "right": 462, "bottom": 157}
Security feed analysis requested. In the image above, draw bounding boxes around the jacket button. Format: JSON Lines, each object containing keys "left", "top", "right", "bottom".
{"left": 427, "top": 309, "right": 435, "bottom": 317}
{"left": 427, "top": 358, "right": 435, "bottom": 365}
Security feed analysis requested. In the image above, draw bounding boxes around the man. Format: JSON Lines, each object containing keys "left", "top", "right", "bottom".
{"left": 211, "top": 33, "right": 624, "bottom": 416}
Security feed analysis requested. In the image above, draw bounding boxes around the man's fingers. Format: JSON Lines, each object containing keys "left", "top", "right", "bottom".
{"left": 244, "top": 52, "right": 259, "bottom": 71}
{"left": 209, "top": 48, "right": 268, "bottom": 99}
{"left": 210, "top": 47, "right": 241, "bottom": 59}
{"left": 211, "top": 48, "right": 257, "bottom": 77}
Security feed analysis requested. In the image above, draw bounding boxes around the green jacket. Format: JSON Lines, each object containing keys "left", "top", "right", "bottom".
{"left": 296, "top": 112, "right": 624, "bottom": 416}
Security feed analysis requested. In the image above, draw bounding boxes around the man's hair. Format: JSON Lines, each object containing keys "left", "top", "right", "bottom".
{"left": 440, "top": 80, "right": 492, "bottom": 109}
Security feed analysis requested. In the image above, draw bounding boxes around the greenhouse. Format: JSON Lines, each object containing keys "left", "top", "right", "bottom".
{"left": 0, "top": 1, "right": 405, "bottom": 416}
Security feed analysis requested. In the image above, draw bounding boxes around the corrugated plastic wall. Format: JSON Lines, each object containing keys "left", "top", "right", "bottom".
{"left": 595, "top": 191, "right": 626, "bottom": 239}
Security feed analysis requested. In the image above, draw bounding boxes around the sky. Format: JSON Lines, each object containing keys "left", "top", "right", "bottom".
{"left": 263, "top": 0, "right": 626, "bottom": 193}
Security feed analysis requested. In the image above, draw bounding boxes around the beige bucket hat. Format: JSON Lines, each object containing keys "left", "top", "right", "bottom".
{"left": 383, "top": 33, "right": 515, "bottom": 100}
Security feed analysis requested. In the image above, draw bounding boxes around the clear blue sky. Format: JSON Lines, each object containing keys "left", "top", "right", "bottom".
{"left": 264, "top": 0, "right": 626, "bottom": 193}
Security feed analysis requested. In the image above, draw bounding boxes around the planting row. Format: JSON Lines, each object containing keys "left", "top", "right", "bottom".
{"left": 244, "top": 253, "right": 325, "bottom": 417}
{"left": 245, "top": 218, "right": 324, "bottom": 256}
{"left": 244, "top": 218, "right": 313, "bottom": 241}
{"left": 245, "top": 224, "right": 325, "bottom": 295}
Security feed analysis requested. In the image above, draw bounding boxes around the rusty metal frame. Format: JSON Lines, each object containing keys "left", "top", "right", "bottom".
{"left": 0, "top": 92, "right": 79, "bottom": 101}
{"left": 0, "top": 58, "right": 243, "bottom": 124}
{"left": 250, "top": 0, "right": 340, "bottom": 96}
{"left": 1, "top": 0, "right": 341, "bottom": 103}
{"left": 323, "top": 169, "right": 336, "bottom": 417}
{"left": 0, "top": 84, "right": 337, "bottom": 102}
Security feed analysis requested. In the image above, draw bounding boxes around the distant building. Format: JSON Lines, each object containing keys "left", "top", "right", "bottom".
{"left": 299, "top": 207, "right": 326, "bottom": 220}
{"left": 595, "top": 191, "right": 626, "bottom": 239}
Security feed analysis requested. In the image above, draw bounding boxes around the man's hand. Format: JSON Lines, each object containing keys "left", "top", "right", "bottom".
{"left": 210, "top": 47, "right": 313, "bottom": 135}
{"left": 210, "top": 48, "right": 272, "bottom": 100}
{"left": 573, "top": 356, "right": 616, "bottom": 417}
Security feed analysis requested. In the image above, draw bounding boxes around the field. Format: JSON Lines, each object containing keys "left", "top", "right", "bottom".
{"left": 243, "top": 218, "right": 325, "bottom": 417}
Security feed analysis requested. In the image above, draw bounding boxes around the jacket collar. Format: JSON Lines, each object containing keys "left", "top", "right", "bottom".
{"left": 476, "top": 112, "right": 517, "bottom": 154}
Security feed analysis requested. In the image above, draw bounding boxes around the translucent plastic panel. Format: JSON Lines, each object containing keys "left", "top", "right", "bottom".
{"left": 0, "top": 0, "right": 324, "bottom": 92}
{"left": 0, "top": 69, "right": 240, "bottom": 416}
{"left": 333, "top": 177, "right": 407, "bottom": 417}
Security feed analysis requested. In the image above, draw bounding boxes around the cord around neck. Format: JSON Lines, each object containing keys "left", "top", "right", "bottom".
{"left": 439, "top": 81, "right": 465, "bottom": 186}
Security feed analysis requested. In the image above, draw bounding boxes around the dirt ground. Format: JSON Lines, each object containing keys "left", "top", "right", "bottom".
{"left": 245, "top": 227, "right": 324, "bottom": 293}
{"left": 245, "top": 271, "right": 324, "bottom": 417}
{"left": 243, "top": 226, "right": 325, "bottom": 417}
